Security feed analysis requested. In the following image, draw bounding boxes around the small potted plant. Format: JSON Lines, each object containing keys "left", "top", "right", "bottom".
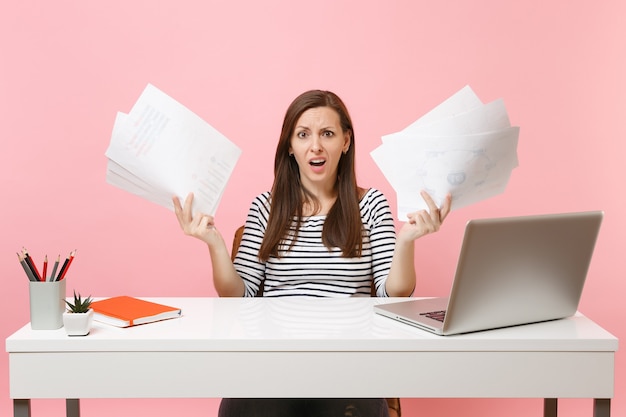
{"left": 63, "top": 291, "right": 94, "bottom": 336}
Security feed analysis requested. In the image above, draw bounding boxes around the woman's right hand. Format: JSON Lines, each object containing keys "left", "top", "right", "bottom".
{"left": 173, "top": 193, "right": 223, "bottom": 246}
{"left": 174, "top": 193, "right": 245, "bottom": 297}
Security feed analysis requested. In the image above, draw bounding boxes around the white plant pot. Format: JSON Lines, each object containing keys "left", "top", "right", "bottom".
{"left": 63, "top": 309, "right": 94, "bottom": 336}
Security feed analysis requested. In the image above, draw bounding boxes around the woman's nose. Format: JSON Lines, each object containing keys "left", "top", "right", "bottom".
{"left": 311, "top": 135, "right": 322, "bottom": 152}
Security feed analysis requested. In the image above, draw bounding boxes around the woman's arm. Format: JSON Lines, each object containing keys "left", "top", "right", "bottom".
{"left": 385, "top": 191, "right": 452, "bottom": 297}
{"left": 173, "top": 193, "right": 245, "bottom": 297}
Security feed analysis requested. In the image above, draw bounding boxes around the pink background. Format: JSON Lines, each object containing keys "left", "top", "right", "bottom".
{"left": 1, "top": 1, "right": 623, "bottom": 416}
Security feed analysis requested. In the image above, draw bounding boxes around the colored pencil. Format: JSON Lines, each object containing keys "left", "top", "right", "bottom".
{"left": 55, "top": 255, "right": 70, "bottom": 281}
{"left": 22, "top": 248, "right": 42, "bottom": 281}
{"left": 59, "top": 250, "right": 76, "bottom": 280}
{"left": 17, "top": 252, "right": 37, "bottom": 282}
{"left": 49, "top": 255, "right": 60, "bottom": 282}
{"left": 42, "top": 255, "right": 48, "bottom": 282}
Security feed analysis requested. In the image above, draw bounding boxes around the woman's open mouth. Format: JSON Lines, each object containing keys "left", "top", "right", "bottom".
{"left": 309, "top": 159, "right": 326, "bottom": 167}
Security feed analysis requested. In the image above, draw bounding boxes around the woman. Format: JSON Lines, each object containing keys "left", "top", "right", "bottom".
{"left": 173, "top": 90, "right": 451, "bottom": 416}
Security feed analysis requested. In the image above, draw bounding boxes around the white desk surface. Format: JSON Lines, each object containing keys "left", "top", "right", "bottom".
{"left": 6, "top": 297, "right": 619, "bottom": 400}
{"left": 6, "top": 297, "right": 618, "bottom": 352}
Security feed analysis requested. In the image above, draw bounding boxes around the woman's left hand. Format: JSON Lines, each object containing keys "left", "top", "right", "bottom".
{"left": 399, "top": 190, "right": 452, "bottom": 242}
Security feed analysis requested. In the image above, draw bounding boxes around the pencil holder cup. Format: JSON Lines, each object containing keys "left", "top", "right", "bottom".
{"left": 29, "top": 280, "right": 66, "bottom": 330}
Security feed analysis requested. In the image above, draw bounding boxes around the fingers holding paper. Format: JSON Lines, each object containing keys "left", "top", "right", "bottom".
{"left": 173, "top": 192, "right": 245, "bottom": 297}
{"left": 400, "top": 190, "right": 451, "bottom": 241}
{"left": 173, "top": 193, "right": 222, "bottom": 245}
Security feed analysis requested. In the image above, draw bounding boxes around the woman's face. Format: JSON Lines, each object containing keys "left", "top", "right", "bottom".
{"left": 289, "top": 106, "right": 350, "bottom": 194}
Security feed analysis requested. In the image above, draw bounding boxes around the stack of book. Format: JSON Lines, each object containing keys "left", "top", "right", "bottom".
{"left": 91, "top": 296, "right": 182, "bottom": 328}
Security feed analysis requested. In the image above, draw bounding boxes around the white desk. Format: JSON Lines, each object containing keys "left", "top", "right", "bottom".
{"left": 6, "top": 297, "right": 618, "bottom": 417}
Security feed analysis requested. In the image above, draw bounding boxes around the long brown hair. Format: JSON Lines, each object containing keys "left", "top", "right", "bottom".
{"left": 258, "top": 90, "right": 363, "bottom": 261}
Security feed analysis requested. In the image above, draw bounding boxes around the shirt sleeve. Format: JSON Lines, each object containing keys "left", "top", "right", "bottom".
{"left": 233, "top": 192, "right": 271, "bottom": 297}
{"left": 363, "top": 189, "right": 397, "bottom": 297}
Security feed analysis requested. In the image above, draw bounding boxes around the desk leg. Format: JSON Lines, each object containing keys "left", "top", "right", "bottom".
{"left": 13, "top": 399, "right": 31, "bottom": 417}
{"left": 543, "top": 398, "right": 557, "bottom": 417}
{"left": 594, "top": 399, "right": 610, "bottom": 417}
{"left": 66, "top": 399, "right": 80, "bottom": 417}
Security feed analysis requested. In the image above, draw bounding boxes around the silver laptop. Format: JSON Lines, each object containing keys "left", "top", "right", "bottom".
{"left": 374, "top": 211, "right": 603, "bottom": 335}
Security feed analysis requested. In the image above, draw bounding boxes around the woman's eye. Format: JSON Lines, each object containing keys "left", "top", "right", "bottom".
{"left": 297, "top": 131, "right": 308, "bottom": 139}
{"left": 322, "top": 130, "right": 334, "bottom": 137}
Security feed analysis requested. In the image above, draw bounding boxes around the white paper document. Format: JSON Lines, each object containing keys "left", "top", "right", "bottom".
{"left": 105, "top": 84, "right": 241, "bottom": 215}
{"left": 371, "top": 86, "right": 519, "bottom": 220}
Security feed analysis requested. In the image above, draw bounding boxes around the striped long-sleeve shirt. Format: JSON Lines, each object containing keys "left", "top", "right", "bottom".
{"left": 233, "top": 188, "right": 396, "bottom": 297}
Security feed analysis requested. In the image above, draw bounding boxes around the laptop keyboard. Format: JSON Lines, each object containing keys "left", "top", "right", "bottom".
{"left": 420, "top": 310, "right": 446, "bottom": 322}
